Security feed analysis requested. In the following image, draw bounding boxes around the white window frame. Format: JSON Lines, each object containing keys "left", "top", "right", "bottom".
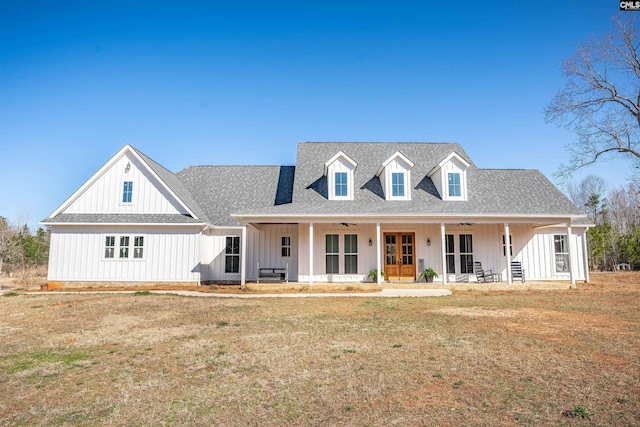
{"left": 281, "top": 236, "right": 291, "bottom": 258}
{"left": 325, "top": 152, "right": 357, "bottom": 201}
{"left": 122, "top": 181, "right": 133, "bottom": 203}
{"left": 104, "top": 236, "right": 116, "bottom": 259}
{"left": 325, "top": 234, "right": 339, "bottom": 274}
{"left": 448, "top": 172, "right": 461, "bottom": 197}
{"left": 554, "top": 234, "right": 570, "bottom": 273}
{"left": 225, "top": 236, "right": 240, "bottom": 274}
{"left": 133, "top": 236, "right": 144, "bottom": 259}
{"left": 391, "top": 172, "right": 405, "bottom": 198}
{"left": 344, "top": 234, "right": 358, "bottom": 274}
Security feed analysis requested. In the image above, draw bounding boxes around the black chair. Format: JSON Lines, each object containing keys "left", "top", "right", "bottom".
{"left": 474, "top": 261, "right": 494, "bottom": 283}
{"left": 511, "top": 261, "right": 525, "bottom": 283}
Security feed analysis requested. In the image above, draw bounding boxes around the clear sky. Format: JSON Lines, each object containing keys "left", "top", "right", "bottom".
{"left": 0, "top": 1, "right": 636, "bottom": 231}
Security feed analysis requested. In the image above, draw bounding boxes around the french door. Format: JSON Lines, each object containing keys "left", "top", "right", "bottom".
{"left": 384, "top": 233, "right": 416, "bottom": 280}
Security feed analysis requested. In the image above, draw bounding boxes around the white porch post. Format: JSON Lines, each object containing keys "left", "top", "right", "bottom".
{"left": 582, "top": 231, "right": 590, "bottom": 283}
{"left": 309, "top": 222, "right": 314, "bottom": 286}
{"left": 376, "top": 222, "right": 381, "bottom": 286}
{"left": 504, "top": 223, "right": 512, "bottom": 285}
{"left": 440, "top": 222, "right": 447, "bottom": 285}
{"left": 567, "top": 224, "right": 576, "bottom": 288}
{"left": 240, "top": 225, "right": 247, "bottom": 288}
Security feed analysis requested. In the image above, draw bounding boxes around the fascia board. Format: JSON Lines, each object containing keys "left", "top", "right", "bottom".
{"left": 427, "top": 152, "right": 471, "bottom": 177}
{"left": 323, "top": 151, "right": 358, "bottom": 176}
{"left": 232, "top": 212, "right": 585, "bottom": 224}
{"left": 128, "top": 148, "right": 198, "bottom": 219}
{"left": 48, "top": 144, "right": 198, "bottom": 220}
{"left": 376, "top": 151, "right": 415, "bottom": 176}
{"left": 49, "top": 145, "right": 132, "bottom": 218}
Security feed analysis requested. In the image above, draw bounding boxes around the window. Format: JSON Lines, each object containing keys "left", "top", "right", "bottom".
{"left": 335, "top": 172, "right": 348, "bottom": 197}
{"left": 502, "top": 235, "right": 513, "bottom": 256}
{"left": 225, "top": 236, "right": 240, "bottom": 273}
{"left": 344, "top": 234, "right": 358, "bottom": 274}
{"left": 401, "top": 234, "right": 413, "bottom": 267}
{"left": 122, "top": 181, "right": 133, "bottom": 203}
{"left": 392, "top": 172, "right": 405, "bottom": 197}
{"left": 554, "top": 235, "right": 569, "bottom": 273}
{"left": 281, "top": 236, "right": 291, "bottom": 257}
{"left": 326, "top": 234, "right": 339, "bottom": 274}
{"left": 448, "top": 173, "right": 461, "bottom": 197}
{"left": 459, "top": 234, "right": 473, "bottom": 274}
{"left": 133, "top": 236, "right": 144, "bottom": 259}
{"left": 105, "top": 236, "right": 115, "bottom": 259}
{"left": 445, "top": 234, "right": 455, "bottom": 274}
{"left": 119, "top": 236, "right": 130, "bottom": 258}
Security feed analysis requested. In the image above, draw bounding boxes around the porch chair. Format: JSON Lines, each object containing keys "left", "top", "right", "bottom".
{"left": 510, "top": 261, "right": 525, "bottom": 283}
{"left": 474, "top": 261, "right": 494, "bottom": 283}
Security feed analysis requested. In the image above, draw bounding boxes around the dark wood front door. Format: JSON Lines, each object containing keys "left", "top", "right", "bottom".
{"left": 384, "top": 233, "right": 416, "bottom": 281}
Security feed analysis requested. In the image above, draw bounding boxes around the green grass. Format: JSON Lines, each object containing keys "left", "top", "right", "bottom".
{"left": 0, "top": 349, "right": 91, "bottom": 374}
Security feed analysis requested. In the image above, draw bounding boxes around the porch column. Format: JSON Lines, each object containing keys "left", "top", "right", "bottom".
{"left": 504, "top": 223, "right": 512, "bottom": 285}
{"left": 240, "top": 225, "right": 247, "bottom": 288}
{"left": 309, "top": 222, "right": 314, "bottom": 286}
{"left": 376, "top": 223, "right": 381, "bottom": 286}
{"left": 440, "top": 222, "right": 447, "bottom": 285}
{"left": 567, "top": 224, "right": 576, "bottom": 288}
{"left": 582, "top": 231, "right": 590, "bottom": 283}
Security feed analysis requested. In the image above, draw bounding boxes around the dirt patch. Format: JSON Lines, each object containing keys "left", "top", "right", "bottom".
{"left": 1, "top": 272, "right": 639, "bottom": 426}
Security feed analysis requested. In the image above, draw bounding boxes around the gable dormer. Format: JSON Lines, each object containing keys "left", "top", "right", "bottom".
{"left": 427, "top": 152, "right": 470, "bottom": 201}
{"left": 324, "top": 151, "right": 357, "bottom": 200}
{"left": 376, "top": 152, "right": 414, "bottom": 201}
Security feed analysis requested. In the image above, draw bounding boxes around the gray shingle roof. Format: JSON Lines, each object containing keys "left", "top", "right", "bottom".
{"left": 292, "top": 142, "right": 474, "bottom": 205}
{"left": 176, "top": 165, "right": 295, "bottom": 227}
{"left": 42, "top": 213, "right": 202, "bottom": 224}
{"left": 234, "top": 142, "right": 583, "bottom": 218}
{"left": 130, "top": 146, "right": 210, "bottom": 222}
{"left": 44, "top": 142, "right": 585, "bottom": 226}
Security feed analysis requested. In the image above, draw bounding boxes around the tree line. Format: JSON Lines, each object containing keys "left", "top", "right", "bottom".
{"left": 0, "top": 216, "right": 50, "bottom": 282}
{"left": 567, "top": 176, "right": 640, "bottom": 270}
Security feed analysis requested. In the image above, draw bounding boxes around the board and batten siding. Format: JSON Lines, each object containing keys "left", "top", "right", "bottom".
{"left": 65, "top": 153, "right": 188, "bottom": 215}
{"left": 515, "top": 226, "right": 587, "bottom": 281}
{"left": 48, "top": 226, "right": 201, "bottom": 282}
{"left": 200, "top": 224, "right": 298, "bottom": 282}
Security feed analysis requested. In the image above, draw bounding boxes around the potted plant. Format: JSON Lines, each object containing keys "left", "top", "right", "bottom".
{"left": 368, "top": 269, "right": 385, "bottom": 282}
{"left": 420, "top": 267, "right": 439, "bottom": 283}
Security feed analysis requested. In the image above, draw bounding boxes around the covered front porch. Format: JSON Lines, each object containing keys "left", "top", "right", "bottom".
{"left": 236, "top": 216, "right": 589, "bottom": 288}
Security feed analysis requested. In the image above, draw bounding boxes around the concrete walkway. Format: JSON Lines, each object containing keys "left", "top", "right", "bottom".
{"left": 17, "top": 288, "right": 452, "bottom": 298}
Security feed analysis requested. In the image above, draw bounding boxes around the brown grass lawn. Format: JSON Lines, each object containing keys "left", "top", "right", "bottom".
{"left": 1, "top": 273, "right": 639, "bottom": 426}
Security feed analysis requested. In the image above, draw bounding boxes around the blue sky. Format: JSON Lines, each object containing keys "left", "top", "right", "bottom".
{"left": 0, "top": 1, "right": 635, "bottom": 231}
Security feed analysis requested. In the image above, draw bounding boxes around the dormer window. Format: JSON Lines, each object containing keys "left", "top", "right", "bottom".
{"left": 325, "top": 151, "right": 357, "bottom": 200}
{"left": 376, "top": 152, "right": 414, "bottom": 201}
{"left": 335, "top": 172, "right": 348, "bottom": 197}
{"left": 392, "top": 172, "right": 405, "bottom": 197}
{"left": 427, "top": 152, "right": 470, "bottom": 201}
{"left": 448, "top": 173, "right": 461, "bottom": 197}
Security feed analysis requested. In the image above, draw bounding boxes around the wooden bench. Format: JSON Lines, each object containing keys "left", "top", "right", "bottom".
{"left": 257, "top": 267, "right": 287, "bottom": 283}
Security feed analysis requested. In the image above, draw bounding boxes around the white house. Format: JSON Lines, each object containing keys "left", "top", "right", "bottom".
{"left": 42, "top": 142, "right": 590, "bottom": 289}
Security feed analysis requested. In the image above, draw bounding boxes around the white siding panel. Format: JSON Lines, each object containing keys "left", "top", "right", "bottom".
{"left": 253, "top": 224, "right": 298, "bottom": 281}
{"left": 65, "top": 153, "right": 188, "bottom": 215}
{"left": 48, "top": 226, "right": 201, "bottom": 282}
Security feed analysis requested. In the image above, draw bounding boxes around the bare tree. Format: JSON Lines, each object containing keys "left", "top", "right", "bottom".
{"left": 608, "top": 181, "right": 640, "bottom": 234}
{"left": 566, "top": 174, "right": 607, "bottom": 222}
{"left": 546, "top": 15, "right": 640, "bottom": 182}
